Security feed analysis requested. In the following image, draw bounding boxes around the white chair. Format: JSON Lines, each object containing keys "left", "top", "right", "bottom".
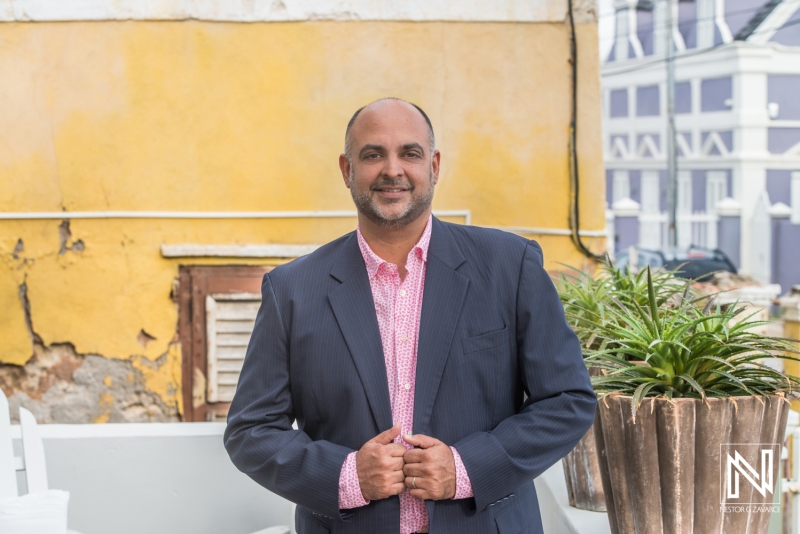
{"left": 0, "top": 396, "right": 48, "bottom": 499}
{"left": 0, "top": 392, "right": 82, "bottom": 534}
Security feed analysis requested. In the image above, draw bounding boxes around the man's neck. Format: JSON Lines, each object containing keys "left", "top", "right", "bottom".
{"left": 358, "top": 211, "right": 431, "bottom": 280}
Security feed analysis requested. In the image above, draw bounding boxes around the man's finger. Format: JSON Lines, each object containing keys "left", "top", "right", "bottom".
{"left": 371, "top": 423, "right": 402, "bottom": 445}
{"left": 385, "top": 457, "right": 405, "bottom": 472}
{"left": 386, "top": 443, "right": 408, "bottom": 457}
{"left": 403, "top": 447, "right": 426, "bottom": 464}
{"left": 403, "top": 463, "right": 426, "bottom": 478}
{"left": 403, "top": 433, "right": 440, "bottom": 449}
{"left": 389, "top": 482, "right": 407, "bottom": 496}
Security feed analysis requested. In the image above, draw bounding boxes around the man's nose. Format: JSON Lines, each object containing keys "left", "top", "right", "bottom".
{"left": 381, "top": 153, "right": 404, "bottom": 178}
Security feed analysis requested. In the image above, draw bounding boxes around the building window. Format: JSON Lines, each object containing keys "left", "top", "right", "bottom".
{"left": 636, "top": 85, "right": 660, "bottom": 116}
{"left": 178, "top": 265, "right": 272, "bottom": 421}
{"left": 706, "top": 171, "right": 727, "bottom": 212}
{"left": 610, "top": 89, "right": 629, "bottom": 118}
{"left": 700, "top": 76, "right": 732, "bottom": 112}
{"left": 675, "top": 81, "right": 692, "bottom": 114}
{"left": 768, "top": 75, "right": 800, "bottom": 120}
{"left": 612, "top": 170, "right": 631, "bottom": 203}
{"left": 640, "top": 170, "right": 660, "bottom": 213}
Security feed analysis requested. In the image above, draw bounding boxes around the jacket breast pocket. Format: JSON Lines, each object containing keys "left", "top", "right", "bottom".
{"left": 462, "top": 325, "right": 508, "bottom": 354}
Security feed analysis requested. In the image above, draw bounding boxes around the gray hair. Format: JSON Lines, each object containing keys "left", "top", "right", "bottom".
{"left": 343, "top": 98, "right": 436, "bottom": 161}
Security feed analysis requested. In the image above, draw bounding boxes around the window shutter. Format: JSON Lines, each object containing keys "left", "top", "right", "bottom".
{"left": 206, "top": 293, "right": 261, "bottom": 403}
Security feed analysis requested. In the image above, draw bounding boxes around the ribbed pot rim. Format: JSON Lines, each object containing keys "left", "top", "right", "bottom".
{"left": 599, "top": 392, "right": 787, "bottom": 403}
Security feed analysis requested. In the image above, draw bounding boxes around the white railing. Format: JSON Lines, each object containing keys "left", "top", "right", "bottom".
{"left": 636, "top": 211, "right": 717, "bottom": 250}
{"left": 688, "top": 211, "right": 718, "bottom": 249}
{"left": 639, "top": 211, "right": 666, "bottom": 249}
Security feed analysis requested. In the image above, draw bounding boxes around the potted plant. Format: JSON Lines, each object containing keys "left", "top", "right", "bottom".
{"left": 555, "top": 262, "right": 686, "bottom": 512}
{"left": 585, "top": 268, "right": 800, "bottom": 534}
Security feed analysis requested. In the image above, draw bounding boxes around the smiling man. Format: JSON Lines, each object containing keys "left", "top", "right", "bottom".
{"left": 224, "top": 98, "right": 596, "bottom": 534}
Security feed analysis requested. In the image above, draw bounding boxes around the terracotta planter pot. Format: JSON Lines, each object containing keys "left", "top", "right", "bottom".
{"left": 562, "top": 410, "right": 606, "bottom": 511}
{"left": 596, "top": 393, "right": 789, "bottom": 534}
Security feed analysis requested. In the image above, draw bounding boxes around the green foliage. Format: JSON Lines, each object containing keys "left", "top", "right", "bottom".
{"left": 555, "top": 263, "right": 800, "bottom": 417}
{"left": 555, "top": 261, "right": 687, "bottom": 350}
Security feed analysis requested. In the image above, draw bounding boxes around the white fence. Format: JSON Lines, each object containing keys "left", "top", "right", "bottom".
{"left": 610, "top": 205, "right": 719, "bottom": 251}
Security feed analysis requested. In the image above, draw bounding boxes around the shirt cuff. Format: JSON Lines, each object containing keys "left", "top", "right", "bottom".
{"left": 339, "top": 451, "right": 370, "bottom": 509}
{"left": 450, "top": 446, "right": 474, "bottom": 499}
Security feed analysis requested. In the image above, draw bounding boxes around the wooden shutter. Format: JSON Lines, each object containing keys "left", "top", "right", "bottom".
{"left": 205, "top": 293, "right": 261, "bottom": 403}
{"left": 178, "top": 266, "right": 271, "bottom": 422}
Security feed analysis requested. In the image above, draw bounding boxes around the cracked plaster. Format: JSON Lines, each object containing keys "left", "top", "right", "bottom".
{"left": 0, "top": 343, "right": 179, "bottom": 424}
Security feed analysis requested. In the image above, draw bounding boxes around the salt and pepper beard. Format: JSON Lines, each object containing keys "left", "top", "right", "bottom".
{"left": 348, "top": 166, "right": 435, "bottom": 230}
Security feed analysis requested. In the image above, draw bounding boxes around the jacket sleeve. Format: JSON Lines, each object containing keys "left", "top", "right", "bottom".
{"left": 224, "top": 272, "right": 354, "bottom": 520}
{"left": 452, "top": 240, "right": 597, "bottom": 512}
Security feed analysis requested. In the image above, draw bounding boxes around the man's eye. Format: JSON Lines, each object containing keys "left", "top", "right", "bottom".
{"left": 406, "top": 152, "right": 421, "bottom": 158}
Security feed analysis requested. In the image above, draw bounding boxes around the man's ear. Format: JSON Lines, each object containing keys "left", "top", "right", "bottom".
{"left": 431, "top": 150, "right": 441, "bottom": 185}
{"left": 339, "top": 154, "right": 352, "bottom": 188}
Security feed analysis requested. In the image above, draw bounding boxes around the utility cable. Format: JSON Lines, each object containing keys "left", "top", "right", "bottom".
{"left": 596, "top": 0, "right": 800, "bottom": 44}
{"left": 602, "top": 15, "right": 800, "bottom": 76}
{"left": 567, "top": 0, "right": 605, "bottom": 261}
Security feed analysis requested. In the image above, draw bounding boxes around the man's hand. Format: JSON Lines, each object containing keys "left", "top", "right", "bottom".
{"left": 356, "top": 424, "right": 407, "bottom": 501}
{"left": 402, "top": 434, "right": 456, "bottom": 501}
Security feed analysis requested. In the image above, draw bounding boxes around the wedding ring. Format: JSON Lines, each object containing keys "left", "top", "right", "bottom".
{"left": 412, "top": 477, "right": 417, "bottom": 489}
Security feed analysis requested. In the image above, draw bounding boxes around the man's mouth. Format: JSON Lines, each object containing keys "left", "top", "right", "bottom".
{"left": 372, "top": 184, "right": 412, "bottom": 197}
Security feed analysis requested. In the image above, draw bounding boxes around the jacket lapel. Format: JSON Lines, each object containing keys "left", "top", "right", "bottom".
{"left": 413, "top": 219, "right": 469, "bottom": 436}
{"left": 328, "top": 233, "right": 394, "bottom": 432}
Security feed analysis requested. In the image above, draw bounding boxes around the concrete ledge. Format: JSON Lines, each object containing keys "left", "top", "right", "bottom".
{"left": 0, "top": 0, "right": 568, "bottom": 23}
{"left": 534, "top": 463, "right": 611, "bottom": 534}
{"left": 161, "top": 244, "right": 320, "bottom": 258}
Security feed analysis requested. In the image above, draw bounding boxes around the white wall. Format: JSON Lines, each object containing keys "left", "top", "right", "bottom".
{"left": 13, "top": 423, "right": 295, "bottom": 534}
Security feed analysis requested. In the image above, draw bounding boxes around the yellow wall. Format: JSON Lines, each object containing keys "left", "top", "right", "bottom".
{"left": 0, "top": 21, "right": 605, "bottom": 416}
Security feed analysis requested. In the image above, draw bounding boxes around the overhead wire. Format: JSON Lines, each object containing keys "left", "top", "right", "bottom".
{"left": 602, "top": 16, "right": 800, "bottom": 77}
{"left": 593, "top": 0, "right": 800, "bottom": 21}
{"left": 596, "top": 0, "right": 800, "bottom": 44}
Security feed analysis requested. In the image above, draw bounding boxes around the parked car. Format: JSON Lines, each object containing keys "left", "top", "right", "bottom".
{"left": 614, "top": 246, "right": 737, "bottom": 280}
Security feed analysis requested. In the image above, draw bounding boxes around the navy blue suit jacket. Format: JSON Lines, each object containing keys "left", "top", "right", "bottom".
{"left": 224, "top": 217, "right": 596, "bottom": 534}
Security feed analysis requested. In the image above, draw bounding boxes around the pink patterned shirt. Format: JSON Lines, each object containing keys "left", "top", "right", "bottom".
{"left": 338, "top": 215, "right": 473, "bottom": 533}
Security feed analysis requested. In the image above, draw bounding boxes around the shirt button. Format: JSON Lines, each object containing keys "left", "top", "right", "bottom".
{"left": 399, "top": 289, "right": 406, "bottom": 296}
{"left": 404, "top": 383, "right": 411, "bottom": 390}
{"left": 401, "top": 335, "right": 408, "bottom": 342}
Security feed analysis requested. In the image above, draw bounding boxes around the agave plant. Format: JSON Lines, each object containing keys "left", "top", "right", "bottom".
{"left": 555, "top": 261, "right": 688, "bottom": 350}
{"left": 584, "top": 267, "right": 800, "bottom": 418}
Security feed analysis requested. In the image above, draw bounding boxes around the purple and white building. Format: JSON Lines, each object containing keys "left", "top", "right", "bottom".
{"left": 603, "top": 0, "right": 800, "bottom": 291}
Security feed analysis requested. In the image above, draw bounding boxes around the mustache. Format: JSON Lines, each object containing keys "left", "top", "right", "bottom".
{"left": 369, "top": 179, "right": 414, "bottom": 191}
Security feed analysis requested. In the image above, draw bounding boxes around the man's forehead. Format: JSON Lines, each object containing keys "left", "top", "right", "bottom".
{"left": 351, "top": 100, "right": 429, "bottom": 138}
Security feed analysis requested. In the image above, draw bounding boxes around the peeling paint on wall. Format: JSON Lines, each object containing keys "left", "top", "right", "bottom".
{"left": 0, "top": 342, "right": 180, "bottom": 424}
{"left": 57, "top": 220, "right": 85, "bottom": 255}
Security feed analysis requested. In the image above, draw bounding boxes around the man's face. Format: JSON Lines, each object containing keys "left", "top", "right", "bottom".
{"left": 340, "top": 101, "right": 440, "bottom": 230}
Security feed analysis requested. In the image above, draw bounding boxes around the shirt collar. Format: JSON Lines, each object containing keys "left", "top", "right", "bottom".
{"left": 356, "top": 215, "right": 433, "bottom": 280}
